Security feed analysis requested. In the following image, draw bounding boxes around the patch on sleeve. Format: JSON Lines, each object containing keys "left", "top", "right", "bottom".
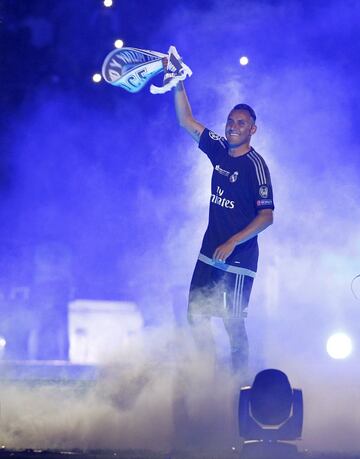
{"left": 209, "top": 131, "right": 221, "bottom": 141}
{"left": 259, "top": 185, "right": 269, "bottom": 198}
{"left": 257, "top": 199, "right": 273, "bottom": 206}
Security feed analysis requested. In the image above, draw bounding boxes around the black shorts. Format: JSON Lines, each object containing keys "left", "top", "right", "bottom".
{"left": 188, "top": 257, "right": 254, "bottom": 319}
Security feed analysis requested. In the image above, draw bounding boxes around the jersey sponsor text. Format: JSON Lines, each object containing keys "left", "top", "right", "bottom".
{"left": 211, "top": 186, "right": 235, "bottom": 209}
{"left": 215, "top": 165, "right": 230, "bottom": 177}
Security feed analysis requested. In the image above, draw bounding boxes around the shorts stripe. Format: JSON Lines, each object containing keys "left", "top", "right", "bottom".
{"left": 237, "top": 275, "right": 244, "bottom": 316}
{"left": 233, "top": 274, "right": 239, "bottom": 315}
{"left": 238, "top": 275, "right": 245, "bottom": 315}
{"left": 232, "top": 274, "right": 245, "bottom": 316}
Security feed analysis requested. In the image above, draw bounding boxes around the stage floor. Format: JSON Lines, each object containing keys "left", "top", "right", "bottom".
{"left": 0, "top": 448, "right": 359, "bottom": 459}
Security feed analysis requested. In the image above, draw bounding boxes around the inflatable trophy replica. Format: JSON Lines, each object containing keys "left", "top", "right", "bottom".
{"left": 102, "top": 45, "right": 192, "bottom": 94}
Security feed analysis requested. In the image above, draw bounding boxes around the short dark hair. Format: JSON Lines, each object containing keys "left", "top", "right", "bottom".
{"left": 231, "top": 104, "right": 256, "bottom": 122}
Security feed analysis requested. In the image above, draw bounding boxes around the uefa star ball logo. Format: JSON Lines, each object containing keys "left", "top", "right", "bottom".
{"left": 209, "top": 131, "right": 222, "bottom": 141}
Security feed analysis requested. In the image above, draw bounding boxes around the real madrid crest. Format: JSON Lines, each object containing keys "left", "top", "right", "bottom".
{"left": 229, "top": 171, "right": 239, "bottom": 183}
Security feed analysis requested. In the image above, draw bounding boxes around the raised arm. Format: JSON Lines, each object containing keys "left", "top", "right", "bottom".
{"left": 174, "top": 81, "right": 205, "bottom": 142}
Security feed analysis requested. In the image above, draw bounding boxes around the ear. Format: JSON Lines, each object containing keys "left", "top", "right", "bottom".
{"left": 250, "top": 124, "right": 257, "bottom": 135}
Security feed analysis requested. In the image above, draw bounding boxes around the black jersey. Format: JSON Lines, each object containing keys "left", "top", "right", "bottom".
{"left": 198, "top": 128, "right": 274, "bottom": 273}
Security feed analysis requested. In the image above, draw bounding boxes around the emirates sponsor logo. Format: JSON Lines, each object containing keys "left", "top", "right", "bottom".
{"left": 211, "top": 186, "right": 235, "bottom": 209}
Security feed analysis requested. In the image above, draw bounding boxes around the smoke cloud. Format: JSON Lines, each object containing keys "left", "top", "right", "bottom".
{"left": 0, "top": 327, "right": 239, "bottom": 451}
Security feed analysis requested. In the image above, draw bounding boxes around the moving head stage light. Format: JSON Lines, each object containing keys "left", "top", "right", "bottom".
{"left": 239, "top": 368, "right": 303, "bottom": 459}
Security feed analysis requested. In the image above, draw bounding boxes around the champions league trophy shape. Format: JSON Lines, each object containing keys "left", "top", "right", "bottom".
{"left": 102, "top": 45, "right": 192, "bottom": 94}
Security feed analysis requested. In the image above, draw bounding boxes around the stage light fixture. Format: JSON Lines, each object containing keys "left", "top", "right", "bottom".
{"left": 92, "top": 73, "right": 102, "bottom": 83}
{"left": 239, "top": 56, "right": 249, "bottom": 66}
{"left": 114, "top": 39, "right": 124, "bottom": 49}
{"left": 239, "top": 369, "right": 303, "bottom": 458}
{"left": 103, "top": 0, "right": 113, "bottom": 7}
{"left": 326, "top": 332, "right": 352, "bottom": 359}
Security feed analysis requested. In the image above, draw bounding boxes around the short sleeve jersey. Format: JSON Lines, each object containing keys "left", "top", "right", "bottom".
{"left": 198, "top": 128, "right": 274, "bottom": 273}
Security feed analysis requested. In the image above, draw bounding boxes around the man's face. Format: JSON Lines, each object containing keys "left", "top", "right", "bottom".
{"left": 225, "top": 109, "right": 257, "bottom": 147}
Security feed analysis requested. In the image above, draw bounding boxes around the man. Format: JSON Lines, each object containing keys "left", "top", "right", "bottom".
{"left": 174, "top": 81, "right": 274, "bottom": 377}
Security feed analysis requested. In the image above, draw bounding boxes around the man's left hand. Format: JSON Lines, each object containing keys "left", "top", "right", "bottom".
{"left": 213, "top": 239, "right": 236, "bottom": 263}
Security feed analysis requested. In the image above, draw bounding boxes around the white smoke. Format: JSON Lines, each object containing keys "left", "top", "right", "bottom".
{"left": 0, "top": 326, "right": 240, "bottom": 451}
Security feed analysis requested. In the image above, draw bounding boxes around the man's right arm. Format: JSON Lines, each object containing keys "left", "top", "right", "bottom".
{"left": 174, "top": 81, "right": 205, "bottom": 143}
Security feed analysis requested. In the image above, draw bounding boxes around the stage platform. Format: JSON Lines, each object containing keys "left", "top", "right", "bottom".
{"left": 0, "top": 360, "right": 98, "bottom": 382}
{"left": 0, "top": 448, "right": 359, "bottom": 459}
